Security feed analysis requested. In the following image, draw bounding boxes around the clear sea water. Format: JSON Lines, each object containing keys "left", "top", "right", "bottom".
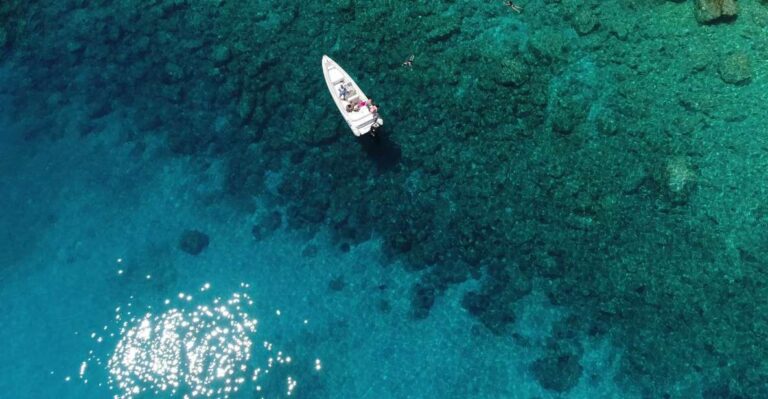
{"left": 0, "top": 123, "right": 628, "bottom": 399}
{"left": 0, "top": 119, "right": 629, "bottom": 398}
{"left": 0, "top": 72, "right": 631, "bottom": 399}
{"left": 3, "top": 1, "right": 768, "bottom": 398}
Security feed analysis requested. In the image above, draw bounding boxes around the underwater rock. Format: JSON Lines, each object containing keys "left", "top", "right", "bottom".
{"left": 417, "top": 259, "right": 469, "bottom": 293}
{"left": 163, "top": 62, "right": 185, "bottom": 83}
{"left": 595, "top": 109, "right": 619, "bottom": 136}
{"left": 462, "top": 291, "right": 492, "bottom": 317}
{"left": 461, "top": 291, "right": 516, "bottom": 334}
{"left": 550, "top": 95, "right": 587, "bottom": 134}
{"left": 218, "top": 76, "right": 241, "bottom": 100}
{"left": 328, "top": 275, "right": 345, "bottom": 291}
{"left": 330, "top": 0, "right": 354, "bottom": 12}
{"left": 531, "top": 352, "right": 583, "bottom": 393}
{"left": 103, "top": 23, "right": 122, "bottom": 44}
{"left": 424, "top": 15, "right": 461, "bottom": 43}
{"left": 179, "top": 229, "right": 210, "bottom": 255}
{"left": 694, "top": 0, "right": 738, "bottom": 24}
{"left": 286, "top": 192, "right": 330, "bottom": 226}
{"left": 302, "top": 244, "right": 319, "bottom": 258}
{"left": 136, "top": 110, "right": 163, "bottom": 132}
{"left": 66, "top": 40, "right": 84, "bottom": 54}
{"left": 160, "top": 0, "right": 188, "bottom": 18}
{"left": 0, "top": 27, "right": 7, "bottom": 48}
{"left": 718, "top": 52, "right": 752, "bottom": 85}
{"left": 496, "top": 59, "right": 530, "bottom": 87}
{"left": 411, "top": 282, "right": 436, "bottom": 319}
{"left": 167, "top": 126, "right": 214, "bottom": 154}
{"left": 572, "top": 9, "right": 599, "bottom": 35}
{"left": 211, "top": 45, "right": 231, "bottom": 66}
{"left": 460, "top": 263, "right": 530, "bottom": 334}
{"left": 663, "top": 156, "right": 697, "bottom": 205}
{"left": 535, "top": 249, "right": 569, "bottom": 278}
{"left": 88, "top": 96, "right": 113, "bottom": 118}
{"left": 301, "top": 112, "right": 341, "bottom": 145}
{"left": 377, "top": 299, "right": 391, "bottom": 314}
{"left": 236, "top": 92, "right": 256, "bottom": 124}
{"left": 251, "top": 211, "right": 282, "bottom": 241}
{"left": 702, "top": 384, "right": 736, "bottom": 399}
{"left": 529, "top": 30, "right": 568, "bottom": 64}
{"left": 224, "top": 146, "right": 266, "bottom": 196}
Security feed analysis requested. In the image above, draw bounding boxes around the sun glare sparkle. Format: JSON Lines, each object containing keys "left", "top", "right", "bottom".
{"left": 78, "top": 287, "right": 315, "bottom": 399}
{"left": 105, "top": 293, "right": 259, "bottom": 399}
{"left": 286, "top": 376, "right": 297, "bottom": 395}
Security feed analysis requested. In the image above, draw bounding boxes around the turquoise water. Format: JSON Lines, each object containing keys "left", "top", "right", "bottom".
{"left": 0, "top": 124, "right": 627, "bottom": 398}
{"left": 3, "top": 0, "right": 768, "bottom": 398}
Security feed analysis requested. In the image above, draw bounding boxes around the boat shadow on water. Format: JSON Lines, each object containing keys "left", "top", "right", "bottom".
{"left": 357, "top": 129, "right": 401, "bottom": 171}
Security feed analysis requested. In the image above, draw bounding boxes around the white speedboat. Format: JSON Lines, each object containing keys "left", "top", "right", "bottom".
{"left": 322, "top": 55, "right": 383, "bottom": 137}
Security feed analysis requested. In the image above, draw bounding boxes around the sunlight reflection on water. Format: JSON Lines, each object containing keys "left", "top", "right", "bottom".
{"left": 80, "top": 283, "right": 314, "bottom": 398}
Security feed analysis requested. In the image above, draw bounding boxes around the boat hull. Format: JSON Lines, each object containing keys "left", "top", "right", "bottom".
{"left": 322, "top": 55, "right": 383, "bottom": 137}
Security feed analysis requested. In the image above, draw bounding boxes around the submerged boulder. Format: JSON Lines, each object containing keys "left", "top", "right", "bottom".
{"left": 531, "top": 352, "right": 583, "bottom": 393}
{"left": 718, "top": 52, "right": 752, "bottom": 85}
{"left": 211, "top": 45, "right": 231, "bottom": 66}
{"left": 529, "top": 29, "right": 569, "bottom": 64}
{"left": 410, "top": 282, "right": 436, "bottom": 319}
{"left": 496, "top": 59, "right": 530, "bottom": 87}
{"left": 694, "top": 0, "right": 738, "bottom": 24}
{"left": 663, "top": 156, "right": 697, "bottom": 205}
{"left": 163, "top": 62, "right": 185, "bottom": 84}
{"left": 251, "top": 211, "right": 282, "bottom": 241}
{"left": 572, "top": 9, "right": 599, "bottom": 36}
{"left": 179, "top": 229, "right": 210, "bottom": 255}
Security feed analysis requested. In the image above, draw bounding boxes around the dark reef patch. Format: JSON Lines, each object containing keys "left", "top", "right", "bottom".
{"left": 531, "top": 351, "right": 583, "bottom": 393}
{"left": 179, "top": 229, "right": 209, "bottom": 256}
{"left": 252, "top": 211, "right": 282, "bottom": 241}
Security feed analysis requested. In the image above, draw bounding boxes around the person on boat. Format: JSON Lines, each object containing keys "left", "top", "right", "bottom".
{"left": 344, "top": 100, "right": 361, "bottom": 112}
{"left": 338, "top": 85, "right": 350, "bottom": 100}
{"left": 367, "top": 99, "right": 378, "bottom": 115}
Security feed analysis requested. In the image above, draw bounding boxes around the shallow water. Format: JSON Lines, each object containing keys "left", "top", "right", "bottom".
{"left": 0, "top": 115, "right": 631, "bottom": 398}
